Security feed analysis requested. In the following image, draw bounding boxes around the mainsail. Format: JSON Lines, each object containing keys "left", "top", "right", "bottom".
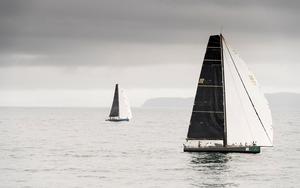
{"left": 109, "top": 84, "right": 119, "bottom": 117}
{"left": 187, "top": 35, "right": 225, "bottom": 141}
{"left": 186, "top": 34, "right": 273, "bottom": 148}
{"left": 108, "top": 84, "right": 132, "bottom": 121}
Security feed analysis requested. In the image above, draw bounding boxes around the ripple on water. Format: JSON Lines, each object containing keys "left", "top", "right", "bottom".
{"left": 0, "top": 107, "right": 299, "bottom": 187}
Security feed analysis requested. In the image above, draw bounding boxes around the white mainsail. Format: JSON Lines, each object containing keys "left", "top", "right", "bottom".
{"left": 222, "top": 37, "right": 273, "bottom": 147}
{"left": 118, "top": 87, "right": 132, "bottom": 120}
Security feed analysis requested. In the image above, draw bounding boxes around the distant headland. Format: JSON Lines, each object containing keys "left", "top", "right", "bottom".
{"left": 142, "top": 93, "right": 300, "bottom": 109}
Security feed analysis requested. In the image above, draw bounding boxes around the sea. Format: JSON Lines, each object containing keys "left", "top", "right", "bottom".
{"left": 0, "top": 107, "right": 299, "bottom": 187}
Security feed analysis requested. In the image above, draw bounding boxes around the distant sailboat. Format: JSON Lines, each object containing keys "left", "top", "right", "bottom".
{"left": 107, "top": 84, "right": 132, "bottom": 121}
{"left": 184, "top": 34, "right": 273, "bottom": 153}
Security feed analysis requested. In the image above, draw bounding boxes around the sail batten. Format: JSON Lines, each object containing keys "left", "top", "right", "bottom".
{"left": 192, "top": 111, "right": 224, "bottom": 113}
{"left": 198, "top": 85, "right": 223, "bottom": 88}
{"left": 203, "top": 59, "right": 222, "bottom": 61}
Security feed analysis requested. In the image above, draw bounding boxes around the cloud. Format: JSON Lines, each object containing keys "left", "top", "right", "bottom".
{"left": 0, "top": 0, "right": 299, "bottom": 67}
{"left": 0, "top": 0, "right": 299, "bottom": 107}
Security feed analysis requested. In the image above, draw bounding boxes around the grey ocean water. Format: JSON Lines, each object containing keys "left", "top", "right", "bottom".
{"left": 0, "top": 107, "right": 299, "bottom": 187}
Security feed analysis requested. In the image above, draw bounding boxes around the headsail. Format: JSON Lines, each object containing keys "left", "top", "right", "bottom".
{"left": 222, "top": 37, "right": 273, "bottom": 146}
{"left": 118, "top": 88, "right": 132, "bottom": 119}
{"left": 187, "top": 35, "right": 225, "bottom": 140}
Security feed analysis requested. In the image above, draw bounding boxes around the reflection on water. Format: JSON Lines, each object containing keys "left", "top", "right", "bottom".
{"left": 190, "top": 152, "right": 231, "bottom": 171}
{"left": 190, "top": 153, "right": 231, "bottom": 164}
{"left": 188, "top": 153, "right": 237, "bottom": 187}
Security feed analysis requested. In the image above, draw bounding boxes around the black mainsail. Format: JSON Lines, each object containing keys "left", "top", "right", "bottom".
{"left": 109, "top": 84, "right": 119, "bottom": 117}
{"left": 187, "top": 35, "right": 225, "bottom": 140}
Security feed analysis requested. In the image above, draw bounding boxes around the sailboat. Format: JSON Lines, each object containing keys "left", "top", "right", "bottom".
{"left": 107, "top": 84, "right": 132, "bottom": 121}
{"left": 184, "top": 34, "right": 273, "bottom": 153}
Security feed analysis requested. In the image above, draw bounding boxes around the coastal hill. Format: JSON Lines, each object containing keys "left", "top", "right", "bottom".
{"left": 142, "top": 93, "right": 300, "bottom": 109}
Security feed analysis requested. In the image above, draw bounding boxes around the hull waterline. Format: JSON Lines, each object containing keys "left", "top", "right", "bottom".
{"left": 106, "top": 118, "right": 129, "bottom": 122}
{"left": 183, "top": 145, "right": 260, "bottom": 153}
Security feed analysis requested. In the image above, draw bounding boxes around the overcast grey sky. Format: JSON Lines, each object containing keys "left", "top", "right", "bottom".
{"left": 0, "top": 0, "right": 299, "bottom": 106}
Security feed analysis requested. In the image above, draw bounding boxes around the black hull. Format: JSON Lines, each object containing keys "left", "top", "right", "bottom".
{"left": 106, "top": 118, "right": 129, "bottom": 122}
{"left": 184, "top": 146, "right": 260, "bottom": 153}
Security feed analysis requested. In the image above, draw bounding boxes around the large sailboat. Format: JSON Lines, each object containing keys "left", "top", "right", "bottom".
{"left": 184, "top": 34, "right": 273, "bottom": 153}
{"left": 107, "top": 84, "right": 132, "bottom": 121}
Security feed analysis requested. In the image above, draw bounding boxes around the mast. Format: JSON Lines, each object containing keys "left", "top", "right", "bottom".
{"left": 220, "top": 34, "right": 227, "bottom": 147}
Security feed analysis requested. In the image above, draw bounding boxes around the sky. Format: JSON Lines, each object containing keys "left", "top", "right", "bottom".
{"left": 0, "top": 0, "right": 299, "bottom": 107}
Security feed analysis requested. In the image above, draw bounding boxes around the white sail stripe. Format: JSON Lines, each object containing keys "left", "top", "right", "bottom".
{"left": 223, "top": 38, "right": 272, "bottom": 145}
